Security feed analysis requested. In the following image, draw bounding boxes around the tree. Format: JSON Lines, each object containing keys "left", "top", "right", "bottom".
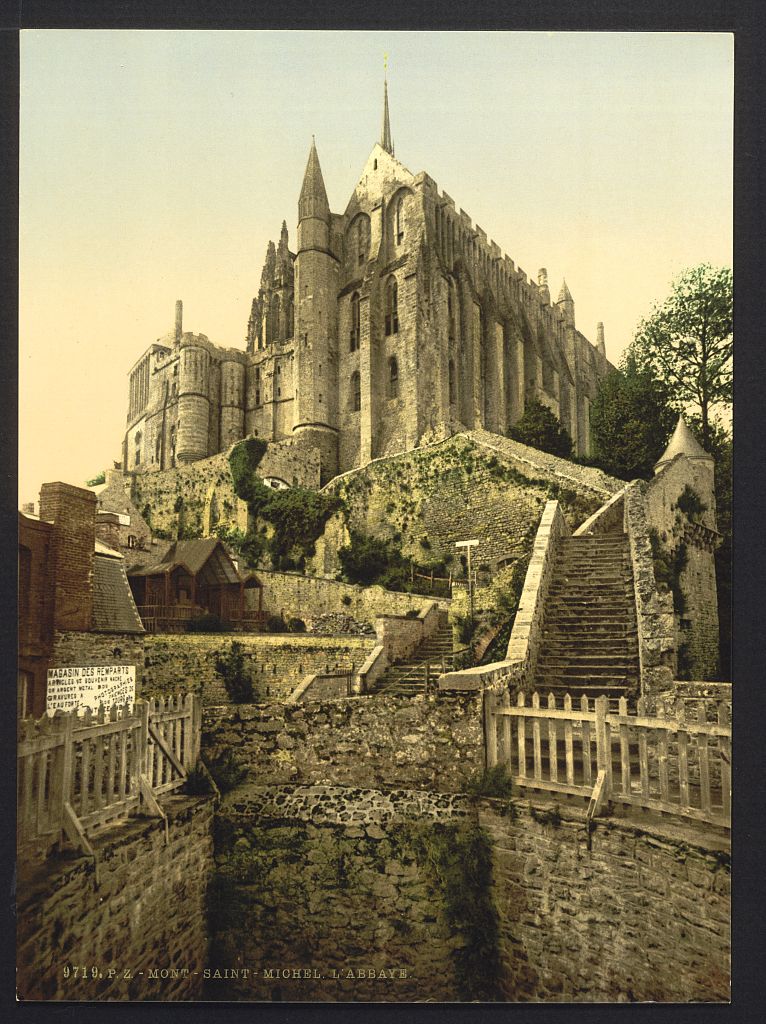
{"left": 508, "top": 399, "right": 573, "bottom": 459}
{"left": 589, "top": 355, "right": 677, "bottom": 480}
{"left": 629, "top": 264, "right": 732, "bottom": 447}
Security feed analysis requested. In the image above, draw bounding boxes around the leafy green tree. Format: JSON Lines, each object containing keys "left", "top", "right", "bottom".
{"left": 508, "top": 399, "right": 573, "bottom": 458}
{"left": 589, "top": 356, "right": 677, "bottom": 480}
{"left": 629, "top": 264, "right": 732, "bottom": 447}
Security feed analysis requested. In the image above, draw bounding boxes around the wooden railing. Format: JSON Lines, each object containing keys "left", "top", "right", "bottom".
{"left": 17, "top": 693, "right": 201, "bottom": 857}
{"left": 137, "top": 605, "right": 268, "bottom": 633}
{"left": 485, "top": 691, "right": 731, "bottom": 830}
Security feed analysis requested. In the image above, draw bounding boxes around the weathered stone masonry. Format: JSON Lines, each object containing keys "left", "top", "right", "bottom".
{"left": 16, "top": 796, "right": 214, "bottom": 1002}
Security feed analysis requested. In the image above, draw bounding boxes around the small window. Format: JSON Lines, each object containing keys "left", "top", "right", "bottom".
{"left": 128, "top": 535, "right": 137, "bottom": 549}
{"left": 374, "top": 159, "right": 378, "bottom": 170}
{"left": 350, "top": 292, "right": 360, "bottom": 352}
{"left": 388, "top": 357, "right": 399, "bottom": 399}
{"left": 395, "top": 195, "right": 405, "bottom": 245}
{"left": 385, "top": 277, "right": 399, "bottom": 336}
{"left": 277, "top": 387, "right": 281, "bottom": 398}
{"left": 350, "top": 371, "right": 361, "bottom": 412}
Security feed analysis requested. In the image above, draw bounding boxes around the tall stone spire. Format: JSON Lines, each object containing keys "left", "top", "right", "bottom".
{"left": 381, "top": 64, "right": 394, "bottom": 156}
{"left": 298, "top": 137, "right": 329, "bottom": 223}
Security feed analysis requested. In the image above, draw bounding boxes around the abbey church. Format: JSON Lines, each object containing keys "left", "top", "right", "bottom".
{"left": 123, "top": 83, "right": 614, "bottom": 484}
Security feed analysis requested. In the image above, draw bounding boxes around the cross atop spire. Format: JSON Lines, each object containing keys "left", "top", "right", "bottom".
{"left": 381, "top": 58, "right": 394, "bottom": 156}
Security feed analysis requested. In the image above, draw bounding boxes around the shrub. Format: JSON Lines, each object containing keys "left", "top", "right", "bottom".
{"left": 675, "top": 484, "right": 707, "bottom": 521}
{"left": 214, "top": 641, "right": 254, "bottom": 702}
{"left": 206, "top": 750, "right": 248, "bottom": 793}
{"left": 466, "top": 764, "right": 514, "bottom": 800}
{"left": 186, "top": 614, "right": 233, "bottom": 633}
{"left": 341, "top": 594, "right": 352, "bottom": 607}
{"left": 287, "top": 617, "right": 306, "bottom": 633}
{"left": 265, "top": 614, "right": 287, "bottom": 633}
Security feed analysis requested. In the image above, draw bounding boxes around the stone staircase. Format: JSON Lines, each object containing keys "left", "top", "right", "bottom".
{"left": 533, "top": 532, "right": 639, "bottom": 703}
{"left": 373, "top": 625, "right": 456, "bottom": 697}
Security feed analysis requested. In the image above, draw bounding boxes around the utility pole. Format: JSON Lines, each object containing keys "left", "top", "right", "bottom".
{"left": 455, "top": 539, "right": 479, "bottom": 623}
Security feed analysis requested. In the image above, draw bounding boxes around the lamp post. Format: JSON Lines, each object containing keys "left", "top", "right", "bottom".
{"left": 455, "top": 539, "right": 479, "bottom": 623}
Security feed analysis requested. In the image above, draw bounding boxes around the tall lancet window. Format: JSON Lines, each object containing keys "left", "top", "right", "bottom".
{"left": 357, "top": 218, "right": 367, "bottom": 265}
{"left": 388, "top": 357, "right": 399, "bottom": 399}
{"left": 448, "top": 359, "right": 456, "bottom": 404}
{"left": 350, "top": 292, "right": 360, "bottom": 352}
{"left": 395, "top": 195, "right": 405, "bottom": 245}
{"left": 385, "top": 277, "right": 399, "bottom": 336}
{"left": 350, "top": 371, "right": 361, "bottom": 412}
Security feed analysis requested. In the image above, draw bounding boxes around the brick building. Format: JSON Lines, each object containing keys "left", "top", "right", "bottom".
{"left": 18, "top": 482, "right": 145, "bottom": 718}
{"left": 122, "top": 81, "right": 614, "bottom": 486}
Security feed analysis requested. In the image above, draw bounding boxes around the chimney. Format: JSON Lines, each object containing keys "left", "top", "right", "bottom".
{"left": 596, "top": 322, "right": 606, "bottom": 357}
{"left": 175, "top": 299, "right": 183, "bottom": 343}
{"left": 39, "top": 482, "right": 97, "bottom": 632}
{"left": 537, "top": 268, "right": 550, "bottom": 304}
{"left": 21, "top": 502, "right": 34, "bottom": 515}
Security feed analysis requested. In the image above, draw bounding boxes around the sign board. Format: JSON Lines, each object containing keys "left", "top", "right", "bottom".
{"left": 455, "top": 539, "right": 479, "bottom": 548}
{"left": 46, "top": 664, "right": 136, "bottom": 715}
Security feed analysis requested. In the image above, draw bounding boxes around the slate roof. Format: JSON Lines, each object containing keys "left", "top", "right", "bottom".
{"left": 92, "top": 554, "right": 145, "bottom": 634}
{"left": 655, "top": 416, "right": 711, "bottom": 470}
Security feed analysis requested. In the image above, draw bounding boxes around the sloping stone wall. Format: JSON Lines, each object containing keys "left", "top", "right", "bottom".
{"left": 143, "top": 633, "right": 376, "bottom": 703}
{"left": 255, "top": 568, "right": 446, "bottom": 626}
{"left": 16, "top": 796, "right": 214, "bottom": 1002}
{"left": 319, "top": 432, "right": 610, "bottom": 576}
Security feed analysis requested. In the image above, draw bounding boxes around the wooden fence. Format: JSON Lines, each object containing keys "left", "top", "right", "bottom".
{"left": 17, "top": 693, "right": 201, "bottom": 857}
{"left": 486, "top": 691, "right": 731, "bottom": 830}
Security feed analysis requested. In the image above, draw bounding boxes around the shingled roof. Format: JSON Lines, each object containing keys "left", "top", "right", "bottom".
{"left": 92, "top": 554, "right": 145, "bottom": 634}
{"left": 128, "top": 538, "right": 241, "bottom": 584}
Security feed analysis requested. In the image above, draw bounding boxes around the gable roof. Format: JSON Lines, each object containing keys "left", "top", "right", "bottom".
{"left": 127, "top": 538, "right": 241, "bottom": 584}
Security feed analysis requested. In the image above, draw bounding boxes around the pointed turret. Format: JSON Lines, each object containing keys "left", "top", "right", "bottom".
{"left": 260, "top": 240, "right": 276, "bottom": 289}
{"left": 654, "top": 415, "right": 712, "bottom": 473}
{"left": 596, "top": 322, "right": 606, "bottom": 357}
{"left": 381, "top": 77, "right": 394, "bottom": 156}
{"left": 298, "top": 138, "right": 329, "bottom": 223}
{"left": 556, "top": 278, "right": 575, "bottom": 325}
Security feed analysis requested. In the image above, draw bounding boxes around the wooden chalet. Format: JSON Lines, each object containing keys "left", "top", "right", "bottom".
{"left": 127, "top": 538, "right": 264, "bottom": 633}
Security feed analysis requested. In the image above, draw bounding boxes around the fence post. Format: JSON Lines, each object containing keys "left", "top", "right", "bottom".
{"left": 138, "top": 699, "right": 150, "bottom": 783}
{"left": 191, "top": 693, "right": 202, "bottom": 766}
{"left": 484, "top": 690, "right": 498, "bottom": 769}
{"left": 51, "top": 711, "right": 75, "bottom": 849}
{"left": 595, "top": 696, "right": 608, "bottom": 774}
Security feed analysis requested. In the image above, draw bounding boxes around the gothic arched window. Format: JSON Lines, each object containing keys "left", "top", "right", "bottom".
{"left": 388, "top": 357, "right": 399, "bottom": 399}
{"left": 350, "top": 371, "right": 361, "bottom": 412}
{"left": 357, "top": 218, "right": 367, "bottom": 266}
{"left": 385, "top": 277, "right": 399, "bottom": 336}
{"left": 448, "top": 359, "right": 456, "bottom": 404}
{"left": 350, "top": 292, "right": 360, "bottom": 352}
{"left": 395, "top": 195, "right": 405, "bottom": 245}
{"left": 134, "top": 431, "right": 142, "bottom": 467}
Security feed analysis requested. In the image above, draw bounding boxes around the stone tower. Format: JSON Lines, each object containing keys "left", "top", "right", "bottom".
{"left": 293, "top": 139, "right": 340, "bottom": 483}
{"left": 653, "top": 415, "right": 719, "bottom": 679}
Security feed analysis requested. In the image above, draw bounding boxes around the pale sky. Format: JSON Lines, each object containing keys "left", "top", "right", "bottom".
{"left": 19, "top": 30, "right": 733, "bottom": 505}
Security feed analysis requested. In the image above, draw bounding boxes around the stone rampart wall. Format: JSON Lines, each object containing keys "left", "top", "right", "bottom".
{"left": 480, "top": 799, "right": 730, "bottom": 1002}
{"left": 256, "top": 569, "right": 445, "bottom": 626}
{"left": 16, "top": 796, "right": 214, "bottom": 1001}
{"left": 209, "top": 788, "right": 473, "bottom": 1002}
{"left": 201, "top": 692, "right": 485, "bottom": 791}
{"left": 143, "top": 633, "right": 376, "bottom": 704}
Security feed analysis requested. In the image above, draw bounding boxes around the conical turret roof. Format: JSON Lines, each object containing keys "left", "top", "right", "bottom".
{"left": 381, "top": 78, "right": 394, "bottom": 155}
{"left": 299, "top": 137, "right": 329, "bottom": 212}
{"left": 655, "top": 415, "right": 711, "bottom": 471}
{"left": 557, "top": 279, "right": 573, "bottom": 303}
